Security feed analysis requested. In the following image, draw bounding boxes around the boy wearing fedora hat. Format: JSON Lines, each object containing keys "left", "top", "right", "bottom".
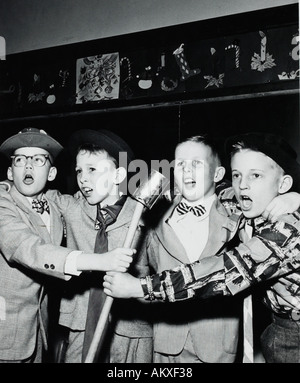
{"left": 104, "top": 132, "right": 300, "bottom": 363}
{"left": 0, "top": 128, "right": 134, "bottom": 363}
{"left": 45, "top": 129, "right": 153, "bottom": 363}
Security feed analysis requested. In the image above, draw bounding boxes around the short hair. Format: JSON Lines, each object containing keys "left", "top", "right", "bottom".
{"left": 230, "top": 140, "right": 284, "bottom": 174}
{"left": 230, "top": 140, "right": 255, "bottom": 156}
{"left": 76, "top": 143, "right": 118, "bottom": 168}
{"left": 177, "top": 135, "right": 222, "bottom": 165}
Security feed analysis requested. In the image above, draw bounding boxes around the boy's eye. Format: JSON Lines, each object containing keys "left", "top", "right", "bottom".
{"left": 192, "top": 160, "right": 203, "bottom": 167}
{"left": 176, "top": 161, "right": 184, "bottom": 167}
{"left": 14, "top": 156, "right": 24, "bottom": 165}
{"left": 232, "top": 173, "right": 240, "bottom": 179}
{"left": 75, "top": 169, "right": 81, "bottom": 175}
{"left": 251, "top": 173, "right": 262, "bottom": 179}
{"left": 89, "top": 167, "right": 96, "bottom": 172}
{"left": 32, "top": 155, "right": 45, "bottom": 166}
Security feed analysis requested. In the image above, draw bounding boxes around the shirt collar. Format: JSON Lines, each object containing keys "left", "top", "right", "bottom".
{"left": 26, "top": 194, "right": 46, "bottom": 203}
{"left": 181, "top": 193, "right": 216, "bottom": 211}
{"left": 170, "top": 193, "right": 217, "bottom": 222}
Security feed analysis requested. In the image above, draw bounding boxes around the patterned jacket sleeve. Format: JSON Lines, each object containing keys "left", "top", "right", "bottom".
{"left": 141, "top": 212, "right": 300, "bottom": 302}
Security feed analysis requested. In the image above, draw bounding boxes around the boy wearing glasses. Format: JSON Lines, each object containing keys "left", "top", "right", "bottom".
{"left": 0, "top": 128, "right": 134, "bottom": 363}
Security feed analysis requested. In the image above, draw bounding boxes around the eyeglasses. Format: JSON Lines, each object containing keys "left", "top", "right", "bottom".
{"left": 11, "top": 154, "right": 52, "bottom": 167}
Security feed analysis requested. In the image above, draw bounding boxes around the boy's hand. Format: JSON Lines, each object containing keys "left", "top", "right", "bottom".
{"left": 102, "top": 248, "right": 135, "bottom": 272}
{"left": 263, "top": 192, "right": 300, "bottom": 222}
{"left": 103, "top": 271, "right": 144, "bottom": 298}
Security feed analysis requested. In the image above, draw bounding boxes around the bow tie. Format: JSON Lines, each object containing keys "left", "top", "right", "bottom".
{"left": 32, "top": 199, "right": 50, "bottom": 214}
{"left": 176, "top": 201, "right": 206, "bottom": 217}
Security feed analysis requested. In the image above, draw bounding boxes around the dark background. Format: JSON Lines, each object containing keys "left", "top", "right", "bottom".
{"left": 0, "top": 92, "right": 298, "bottom": 194}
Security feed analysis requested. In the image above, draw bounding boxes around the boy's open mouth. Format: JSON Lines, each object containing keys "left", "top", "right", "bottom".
{"left": 81, "top": 187, "right": 93, "bottom": 196}
{"left": 183, "top": 178, "right": 196, "bottom": 188}
{"left": 23, "top": 174, "right": 34, "bottom": 185}
{"left": 239, "top": 195, "right": 253, "bottom": 211}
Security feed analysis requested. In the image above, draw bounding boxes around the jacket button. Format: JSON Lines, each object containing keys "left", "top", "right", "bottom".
{"left": 44, "top": 264, "right": 49, "bottom": 269}
{"left": 50, "top": 264, "right": 55, "bottom": 270}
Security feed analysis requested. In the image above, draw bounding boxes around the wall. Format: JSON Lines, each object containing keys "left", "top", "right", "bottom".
{"left": 0, "top": 0, "right": 298, "bottom": 55}
{"left": 0, "top": 1, "right": 298, "bottom": 172}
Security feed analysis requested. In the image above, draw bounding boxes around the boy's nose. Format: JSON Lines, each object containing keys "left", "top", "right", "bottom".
{"left": 239, "top": 177, "right": 249, "bottom": 189}
{"left": 79, "top": 173, "right": 88, "bottom": 183}
{"left": 25, "top": 159, "right": 33, "bottom": 169}
{"left": 183, "top": 162, "right": 192, "bottom": 172}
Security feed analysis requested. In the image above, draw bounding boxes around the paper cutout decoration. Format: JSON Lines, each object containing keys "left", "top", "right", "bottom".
{"left": 28, "top": 74, "right": 46, "bottom": 103}
{"left": 76, "top": 53, "right": 119, "bottom": 103}
{"left": 136, "top": 66, "right": 156, "bottom": 89}
{"left": 278, "top": 70, "right": 299, "bottom": 80}
{"left": 173, "top": 43, "right": 200, "bottom": 81}
{"left": 290, "top": 31, "right": 299, "bottom": 61}
{"left": 278, "top": 31, "right": 300, "bottom": 80}
{"left": 251, "top": 31, "right": 276, "bottom": 72}
{"left": 204, "top": 73, "right": 224, "bottom": 88}
{"left": 46, "top": 84, "right": 56, "bottom": 104}
{"left": 225, "top": 41, "right": 240, "bottom": 69}
{"left": 59, "top": 70, "right": 70, "bottom": 88}
{"left": 0, "top": 84, "right": 15, "bottom": 95}
{"left": 158, "top": 52, "right": 178, "bottom": 92}
{"left": 120, "top": 56, "right": 133, "bottom": 97}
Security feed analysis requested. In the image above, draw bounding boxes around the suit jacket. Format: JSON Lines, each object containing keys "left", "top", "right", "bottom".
{"left": 46, "top": 190, "right": 153, "bottom": 338}
{"left": 0, "top": 185, "right": 72, "bottom": 360}
{"left": 146, "top": 196, "right": 241, "bottom": 363}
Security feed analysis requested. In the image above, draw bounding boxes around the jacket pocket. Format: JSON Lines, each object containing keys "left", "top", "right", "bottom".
{"left": 0, "top": 297, "right": 17, "bottom": 350}
{"left": 222, "top": 316, "right": 240, "bottom": 354}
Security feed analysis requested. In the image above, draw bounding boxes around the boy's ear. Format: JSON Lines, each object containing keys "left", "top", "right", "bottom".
{"left": 47, "top": 166, "right": 57, "bottom": 182}
{"left": 214, "top": 166, "right": 226, "bottom": 183}
{"left": 7, "top": 167, "right": 13, "bottom": 181}
{"left": 278, "top": 174, "right": 293, "bottom": 194}
{"left": 114, "top": 167, "right": 127, "bottom": 185}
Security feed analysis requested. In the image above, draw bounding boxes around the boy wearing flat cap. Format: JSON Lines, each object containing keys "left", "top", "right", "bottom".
{"left": 0, "top": 128, "right": 134, "bottom": 363}
{"left": 104, "top": 132, "right": 300, "bottom": 363}
{"left": 46, "top": 129, "right": 153, "bottom": 363}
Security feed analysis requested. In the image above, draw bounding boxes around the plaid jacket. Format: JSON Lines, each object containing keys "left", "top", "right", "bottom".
{"left": 143, "top": 187, "right": 300, "bottom": 318}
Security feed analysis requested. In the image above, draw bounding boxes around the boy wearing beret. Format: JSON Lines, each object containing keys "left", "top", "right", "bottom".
{"left": 104, "top": 132, "right": 300, "bottom": 363}
{"left": 0, "top": 128, "right": 134, "bottom": 363}
{"left": 46, "top": 129, "right": 153, "bottom": 363}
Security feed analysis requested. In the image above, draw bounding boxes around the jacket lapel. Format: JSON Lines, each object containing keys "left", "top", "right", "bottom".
{"left": 200, "top": 199, "right": 229, "bottom": 259}
{"left": 47, "top": 199, "right": 64, "bottom": 245}
{"left": 106, "top": 197, "right": 138, "bottom": 232}
{"left": 10, "top": 186, "right": 52, "bottom": 243}
{"left": 155, "top": 197, "right": 241, "bottom": 263}
{"left": 154, "top": 202, "right": 189, "bottom": 264}
{"left": 201, "top": 199, "right": 242, "bottom": 259}
{"left": 80, "top": 194, "right": 97, "bottom": 222}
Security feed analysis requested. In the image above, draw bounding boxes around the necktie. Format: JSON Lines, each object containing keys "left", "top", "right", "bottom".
{"left": 176, "top": 201, "right": 206, "bottom": 217}
{"left": 32, "top": 199, "right": 50, "bottom": 214}
{"left": 82, "top": 195, "right": 126, "bottom": 362}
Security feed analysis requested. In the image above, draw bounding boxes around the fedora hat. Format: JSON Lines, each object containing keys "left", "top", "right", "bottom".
{"left": 0, "top": 127, "right": 63, "bottom": 159}
{"left": 68, "top": 129, "right": 135, "bottom": 164}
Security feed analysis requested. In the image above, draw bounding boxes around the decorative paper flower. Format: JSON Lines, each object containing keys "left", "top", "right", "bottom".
{"left": 251, "top": 52, "right": 276, "bottom": 72}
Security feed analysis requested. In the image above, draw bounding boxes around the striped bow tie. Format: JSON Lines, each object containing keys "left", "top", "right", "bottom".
{"left": 32, "top": 199, "right": 50, "bottom": 214}
{"left": 176, "top": 201, "right": 206, "bottom": 217}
